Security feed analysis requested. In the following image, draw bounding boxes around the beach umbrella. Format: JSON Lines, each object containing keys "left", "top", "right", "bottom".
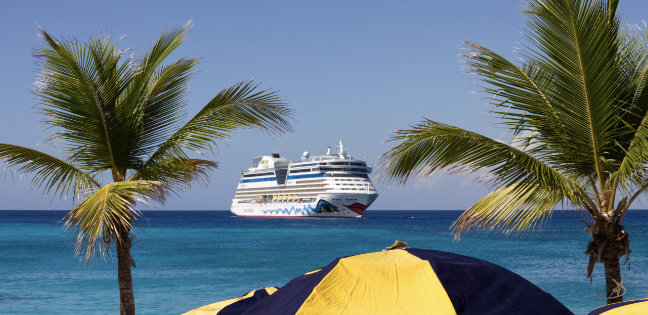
{"left": 184, "top": 287, "right": 278, "bottom": 315}
{"left": 243, "top": 241, "right": 572, "bottom": 315}
{"left": 588, "top": 298, "right": 648, "bottom": 314}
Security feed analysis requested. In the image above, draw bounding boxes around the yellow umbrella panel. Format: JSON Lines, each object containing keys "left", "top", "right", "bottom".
{"left": 589, "top": 298, "right": 648, "bottom": 315}
{"left": 184, "top": 287, "right": 277, "bottom": 315}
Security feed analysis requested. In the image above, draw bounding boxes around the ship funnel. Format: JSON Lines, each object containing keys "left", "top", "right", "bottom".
{"left": 326, "top": 146, "right": 331, "bottom": 155}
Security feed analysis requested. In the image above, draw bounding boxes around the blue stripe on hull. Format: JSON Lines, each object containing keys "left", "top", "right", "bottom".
{"left": 287, "top": 173, "right": 325, "bottom": 180}
{"left": 260, "top": 200, "right": 339, "bottom": 216}
{"left": 242, "top": 177, "right": 277, "bottom": 183}
{"left": 261, "top": 205, "right": 315, "bottom": 216}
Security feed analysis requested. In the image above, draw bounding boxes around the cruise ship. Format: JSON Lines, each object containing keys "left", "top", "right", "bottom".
{"left": 231, "top": 141, "right": 378, "bottom": 218}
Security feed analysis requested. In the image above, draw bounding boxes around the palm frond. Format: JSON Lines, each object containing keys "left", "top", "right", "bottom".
{"left": 464, "top": 0, "right": 628, "bottom": 180}
{"left": 614, "top": 107, "right": 648, "bottom": 191}
{"left": 463, "top": 42, "right": 589, "bottom": 173}
{"left": 132, "top": 158, "right": 217, "bottom": 202}
{"left": 378, "top": 120, "right": 583, "bottom": 199}
{"left": 0, "top": 143, "right": 98, "bottom": 200}
{"left": 136, "top": 21, "right": 192, "bottom": 83}
{"left": 118, "top": 23, "right": 196, "bottom": 160}
{"left": 132, "top": 79, "right": 292, "bottom": 196}
{"left": 166, "top": 79, "right": 293, "bottom": 153}
{"left": 451, "top": 183, "right": 565, "bottom": 238}
{"left": 522, "top": 0, "right": 625, "bottom": 182}
{"left": 611, "top": 26, "right": 648, "bottom": 192}
{"left": 464, "top": 41, "right": 562, "bottom": 138}
{"left": 62, "top": 180, "right": 161, "bottom": 261}
{"left": 126, "top": 58, "right": 199, "bottom": 159}
{"left": 35, "top": 28, "right": 133, "bottom": 173}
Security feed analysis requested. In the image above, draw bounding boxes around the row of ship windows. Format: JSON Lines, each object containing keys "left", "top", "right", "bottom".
{"left": 325, "top": 174, "right": 368, "bottom": 178}
{"left": 291, "top": 163, "right": 318, "bottom": 167}
{"left": 238, "top": 198, "right": 317, "bottom": 204}
{"left": 242, "top": 166, "right": 368, "bottom": 178}
{"left": 240, "top": 174, "right": 316, "bottom": 183}
{"left": 236, "top": 188, "right": 331, "bottom": 196}
{"left": 242, "top": 172, "right": 274, "bottom": 178}
{"left": 237, "top": 182, "right": 367, "bottom": 191}
{"left": 237, "top": 184, "right": 327, "bottom": 192}
{"left": 287, "top": 169, "right": 311, "bottom": 174}
{"left": 238, "top": 184, "right": 367, "bottom": 193}
{"left": 236, "top": 184, "right": 372, "bottom": 195}
{"left": 332, "top": 179, "right": 366, "bottom": 182}
{"left": 241, "top": 183, "right": 327, "bottom": 188}
{"left": 277, "top": 162, "right": 365, "bottom": 167}
{"left": 320, "top": 162, "right": 367, "bottom": 166}
{"left": 241, "top": 176, "right": 369, "bottom": 184}
{"left": 235, "top": 194, "right": 319, "bottom": 200}
{"left": 243, "top": 173, "right": 368, "bottom": 180}
{"left": 297, "top": 179, "right": 327, "bottom": 184}
{"left": 236, "top": 190, "right": 331, "bottom": 197}
{"left": 317, "top": 167, "right": 368, "bottom": 172}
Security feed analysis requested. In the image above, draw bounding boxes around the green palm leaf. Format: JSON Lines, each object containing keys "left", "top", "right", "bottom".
{"left": 463, "top": 42, "right": 561, "bottom": 138}
{"left": 136, "top": 158, "right": 218, "bottom": 202}
{"left": 522, "top": 0, "right": 624, "bottom": 185}
{"left": 379, "top": 120, "right": 581, "bottom": 196}
{"left": 128, "top": 58, "right": 199, "bottom": 158}
{"left": 36, "top": 28, "right": 133, "bottom": 173}
{"left": 0, "top": 143, "right": 98, "bottom": 199}
{"left": 131, "top": 79, "right": 293, "bottom": 196}
{"left": 161, "top": 79, "right": 293, "bottom": 153}
{"left": 378, "top": 120, "right": 593, "bottom": 232}
{"left": 119, "top": 23, "right": 196, "bottom": 160}
{"left": 610, "top": 28, "right": 648, "bottom": 193}
{"left": 63, "top": 180, "right": 161, "bottom": 261}
{"left": 451, "top": 183, "right": 565, "bottom": 237}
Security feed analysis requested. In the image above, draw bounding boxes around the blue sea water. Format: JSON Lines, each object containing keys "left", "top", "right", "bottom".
{"left": 1, "top": 210, "right": 648, "bottom": 315}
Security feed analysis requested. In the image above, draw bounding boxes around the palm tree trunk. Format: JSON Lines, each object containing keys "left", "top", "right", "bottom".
{"left": 586, "top": 214, "right": 630, "bottom": 305}
{"left": 117, "top": 224, "right": 135, "bottom": 315}
{"left": 604, "top": 255, "right": 622, "bottom": 304}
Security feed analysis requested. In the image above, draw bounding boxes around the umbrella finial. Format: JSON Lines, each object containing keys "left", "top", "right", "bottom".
{"left": 386, "top": 240, "right": 408, "bottom": 250}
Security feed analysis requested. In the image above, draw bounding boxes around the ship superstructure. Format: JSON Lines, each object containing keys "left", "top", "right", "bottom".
{"left": 230, "top": 141, "right": 378, "bottom": 217}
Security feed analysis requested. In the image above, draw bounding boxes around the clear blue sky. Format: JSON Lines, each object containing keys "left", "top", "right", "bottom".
{"left": 2, "top": 0, "right": 648, "bottom": 210}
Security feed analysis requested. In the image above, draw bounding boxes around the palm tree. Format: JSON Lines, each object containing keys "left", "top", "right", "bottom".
{"left": 378, "top": 0, "right": 645, "bottom": 304}
{"left": 0, "top": 23, "right": 292, "bottom": 314}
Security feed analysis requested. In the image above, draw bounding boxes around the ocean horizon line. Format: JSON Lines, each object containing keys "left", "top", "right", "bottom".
{"left": 3, "top": 208, "right": 648, "bottom": 212}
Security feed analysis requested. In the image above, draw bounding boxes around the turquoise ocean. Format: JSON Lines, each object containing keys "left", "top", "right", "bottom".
{"left": 2, "top": 210, "right": 648, "bottom": 314}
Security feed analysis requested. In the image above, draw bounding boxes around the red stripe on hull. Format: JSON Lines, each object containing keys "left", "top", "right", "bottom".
{"left": 344, "top": 203, "right": 367, "bottom": 215}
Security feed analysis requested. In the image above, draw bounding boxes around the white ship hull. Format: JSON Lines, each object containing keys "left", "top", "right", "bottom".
{"left": 231, "top": 193, "right": 378, "bottom": 218}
